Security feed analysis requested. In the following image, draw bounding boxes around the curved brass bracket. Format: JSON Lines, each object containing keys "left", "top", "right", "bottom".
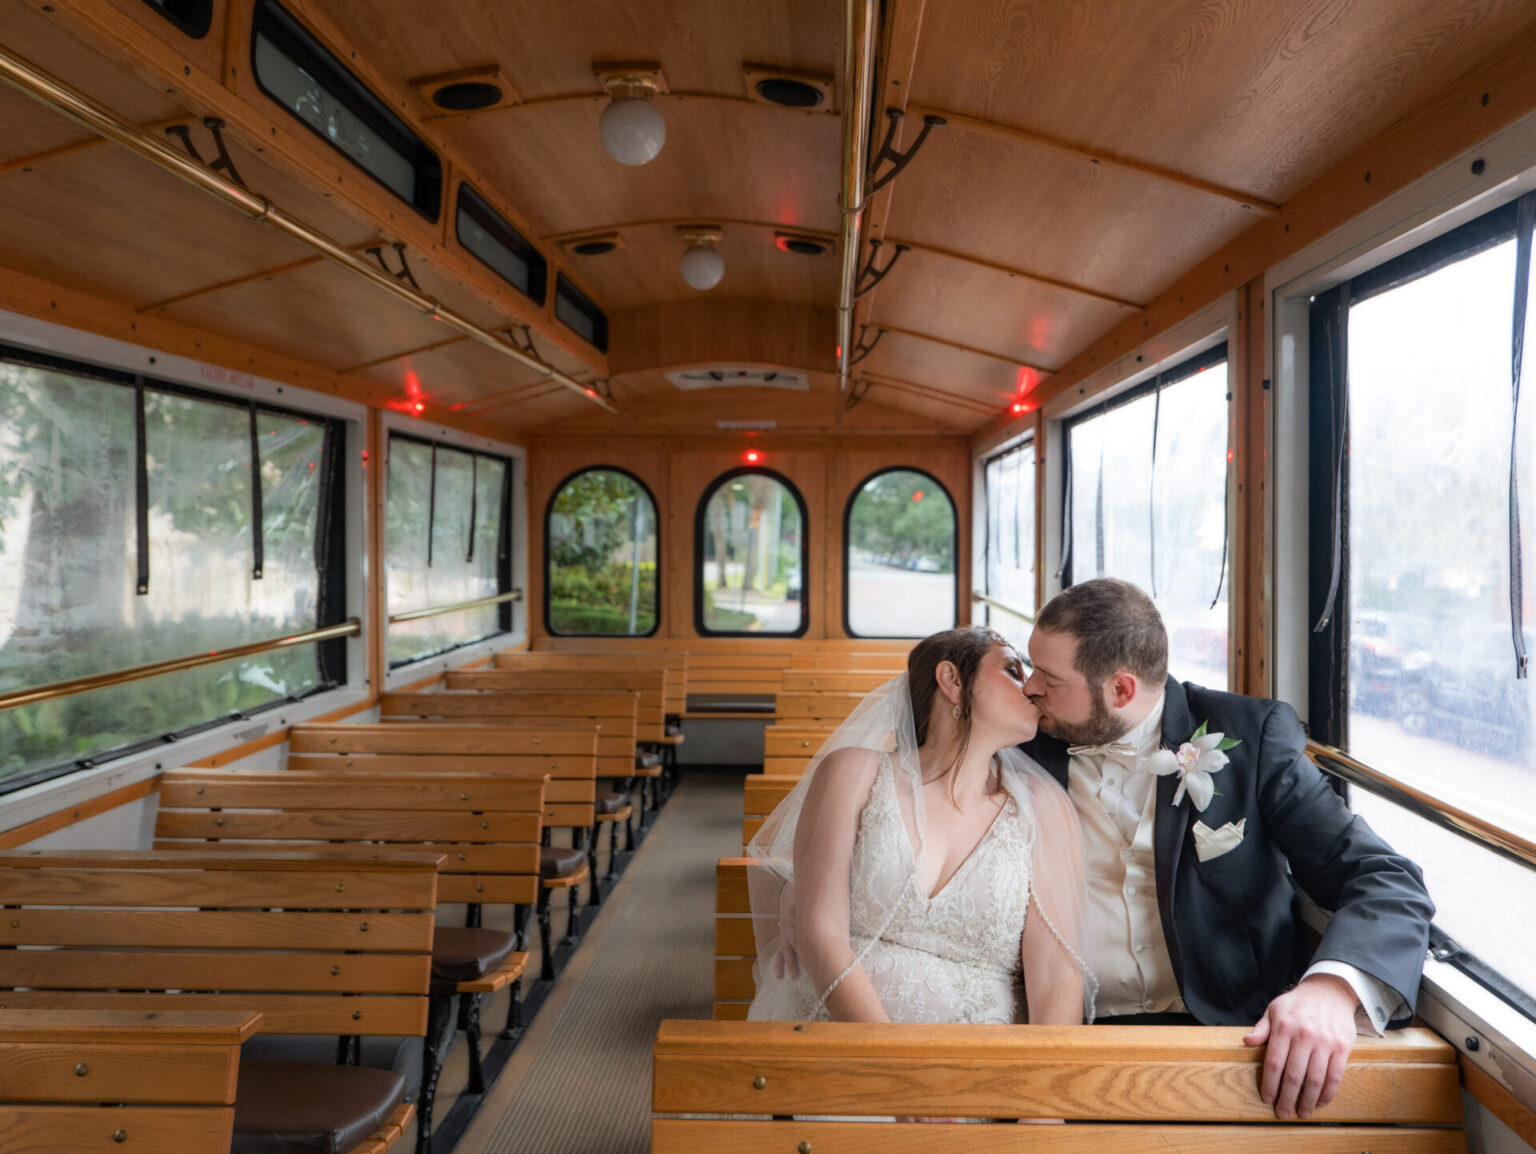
{"left": 854, "top": 239, "right": 910, "bottom": 297}
{"left": 848, "top": 324, "right": 885, "bottom": 366}
{"left": 843, "top": 377, "right": 873, "bottom": 410}
{"left": 367, "top": 242, "right": 420, "bottom": 291}
{"left": 164, "top": 117, "right": 245, "bottom": 187}
{"left": 502, "top": 324, "right": 541, "bottom": 361}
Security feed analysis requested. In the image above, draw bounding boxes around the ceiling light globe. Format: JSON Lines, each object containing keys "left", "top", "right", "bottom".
{"left": 680, "top": 245, "right": 726, "bottom": 291}
{"left": 599, "top": 96, "right": 666, "bottom": 165}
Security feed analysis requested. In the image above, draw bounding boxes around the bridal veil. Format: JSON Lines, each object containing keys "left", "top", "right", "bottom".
{"left": 746, "top": 672, "right": 1097, "bottom": 1023}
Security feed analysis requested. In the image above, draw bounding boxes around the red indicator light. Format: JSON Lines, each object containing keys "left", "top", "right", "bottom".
{"left": 1011, "top": 402, "right": 1025, "bottom": 414}
{"left": 584, "top": 387, "right": 596, "bottom": 396}
{"left": 744, "top": 449, "right": 762, "bottom": 464}
{"left": 413, "top": 401, "right": 426, "bottom": 414}
{"left": 912, "top": 490, "right": 924, "bottom": 502}
{"left": 1227, "top": 449, "right": 1235, "bottom": 462}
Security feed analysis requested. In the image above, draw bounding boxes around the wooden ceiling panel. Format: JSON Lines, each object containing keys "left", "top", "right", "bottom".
{"left": 350, "top": 331, "right": 582, "bottom": 417}
{"left": 437, "top": 98, "right": 842, "bottom": 241}
{"left": 0, "top": 0, "right": 190, "bottom": 166}
{"left": 909, "top": 0, "right": 1536, "bottom": 205}
{"left": 158, "top": 259, "right": 455, "bottom": 373}
{"left": 855, "top": 328, "right": 1019, "bottom": 410}
{"left": 880, "top": 128, "right": 1256, "bottom": 308}
{"left": 559, "top": 221, "right": 835, "bottom": 310}
{"left": 865, "top": 249, "right": 1132, "bottom": 371}
{"left": 311, "top": 0, "right": 842, "bottom": 113}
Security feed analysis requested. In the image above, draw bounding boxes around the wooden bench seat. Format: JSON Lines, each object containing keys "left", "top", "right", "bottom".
{"left": 154, "top": 769, "right": 545, "bottom": 1142}
{"left": 0, "top": 1008, "right": 260, "bottom": 1154}
{"left": 0, "top": 849, "right": 437, "bottom": 1154}
{"left": 651, "top": 1020, "right": 1465, "bottom": 1150}
{"left": 288, "top": 723, "right": 598, "bottom": 977}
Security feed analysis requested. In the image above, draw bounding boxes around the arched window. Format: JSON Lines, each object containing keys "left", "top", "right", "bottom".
{"left": 545, "top": 467, "right": 658, "bottom": 636}
{"left": 844, "top": 468, "right": 958, "bottom": 638}
{"left": 696, "top": 469, "right": 807, "bottom": 636}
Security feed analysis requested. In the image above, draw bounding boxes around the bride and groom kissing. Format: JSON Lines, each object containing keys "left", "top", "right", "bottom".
{"left": 748, "top": 578, "right": 1434, "bottom": 1122}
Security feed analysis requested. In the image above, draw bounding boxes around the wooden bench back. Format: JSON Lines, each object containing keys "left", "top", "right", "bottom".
{"left": 684, "top": 652, "right": 790, "bottom": 699}
{"left": 446, "top": 670, "right": 666, "bottom": 740}
{"left": 652, "top": 1020, "right": 1464, "bottom": 1147}
{"left": 713, "top": 857, "right": 760, "bottom": 1020}
{"left": 0, "top": 850, "right": 438, "bottom": 1037}
{"left": 506, "top": 651, "right": 686, "bottom": 716}
{"left": 742, "top": 777, "right": 797, "bottom": 848}
{"left": 0, "top": 1008, "right": 260, "bottom": 1154}
{"left": 378, "top": 691, "right": 641, "bottom": 774}
{"left": 774, "top": 691, "right": 865, "bottom": 724}
{"left": 288, "top": 723, "right": 598, "bottom": 829}
{"left": 155, "top": 770, "right": 545, "bottom": 906}
{"left": 778, "top": 670, "right": 895, "bottom": 694}
{"left": 761, "top": 725, "right": 834, "bottom": 776}
{"left": 786, "top": 652, "right": 909, "bottom": 671}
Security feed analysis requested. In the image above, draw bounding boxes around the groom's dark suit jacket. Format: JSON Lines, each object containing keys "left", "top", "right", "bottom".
{"left": 1021, "top": 677, "right": 1434, "bottom": 1027}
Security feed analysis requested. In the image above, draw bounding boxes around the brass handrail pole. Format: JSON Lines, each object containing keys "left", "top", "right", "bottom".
{"left": 387, "top": 589, "right": 523, "bottom": 624}
{"left": 0, "top": 46, "right": 617, "bottom": 414}
{"left": 0, "top": 619, "right": 361, "bottom": 713}
{"left": 836, "top": 0, "right": 876, "bottom": 391}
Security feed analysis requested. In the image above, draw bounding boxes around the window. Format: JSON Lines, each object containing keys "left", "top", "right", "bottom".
{"left": 983, "top": 440, "right": 1036, "bottom": 650}
{"left": 456, "top": 183, "right": 547, "bottom": 305}
{"left": 1063, "top": 345, "right": 1230, "bottom": 687}
{"left": 844, "top": 468, "right": 956, "bottom": 638}
{"left": 140, "top": 0, "right": 212, "bottom": 38}
{"left": 252, "top": 0, "right": 442, "bottom": 220}
{"left": 385, "top": 435, "right": 511, "bottom": 666}
{"left": 0, "top": 348, "right": 345, "bottom": 791}
{"left": 555, "top": 274, "right": 608, "bottom": 352}
{"left": 545, "top": 468, "right": 658, "bottom": 636}
{"left": 1309, "top": 195, "right": 1536, "bottom": 1008}
{"left": 696, "top": 469, "right": 806, "bottom": 636}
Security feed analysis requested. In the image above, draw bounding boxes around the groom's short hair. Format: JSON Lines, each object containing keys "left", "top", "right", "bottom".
{"left": 1036, "top": 578, "right": 1168, "bottom": 689}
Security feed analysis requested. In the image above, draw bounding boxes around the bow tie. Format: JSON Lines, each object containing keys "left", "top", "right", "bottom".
{"left": 1067, "top": 741, "right": 1139, "bottom": 761}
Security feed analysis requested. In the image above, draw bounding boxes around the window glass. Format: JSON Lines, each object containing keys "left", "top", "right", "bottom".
{"left": 547, "top": 469, "right": 657, "bottom": 636}
{"left": 555, "top": 274, "right": 608, "bottom": 352}
{"left": 140, "top": 0, "right": 212, "bottom": 37}
{"left": 1067, "top": 355, "right": 1229, "bottom": 686}
{"left": 252, "top": 1, "right": 440, "bottom": 219}
{"left": 386, "top": 436, "right": 508, "bottom": 666}
{"left": 0, "top": 356, "right": 329, "bottom": 788}
{"left": 983, "top": 441, "right": 1035, "bottom": 650}
{"left": 698, "top": 471, "right": 805, "bottom": 635}
{"left": 1340, "top": 233, "right": 1536, "bottom": 996}
{"left": 457, "top": 184, "right": 547, "bottom": 305}
{"left": 846, "top": 469, "right": 956, "bottom": 637}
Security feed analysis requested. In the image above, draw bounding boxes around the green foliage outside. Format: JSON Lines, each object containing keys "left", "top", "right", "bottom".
{"left": 548, "top": 470, "right": 657, "bottom": 635}
{"left": 848, "top": 471, "right": 955, "bottom": 572}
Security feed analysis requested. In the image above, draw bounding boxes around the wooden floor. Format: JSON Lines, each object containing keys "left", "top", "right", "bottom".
{"left": 453, "top": 772, "right": 744, "bottom": 1154}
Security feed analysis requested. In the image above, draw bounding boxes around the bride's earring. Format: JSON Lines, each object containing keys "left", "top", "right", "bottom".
{"left": 951, "top": 703, "right": 962, "bottom": 720}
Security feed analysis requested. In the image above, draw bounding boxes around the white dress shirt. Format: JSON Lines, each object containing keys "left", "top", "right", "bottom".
{"left": 1067, "top": 692, "right": 1401, "bottom": 1032}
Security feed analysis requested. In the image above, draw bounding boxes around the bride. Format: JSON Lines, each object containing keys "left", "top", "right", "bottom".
{"left": 748, "top": 626, "right": 1094, "bottom": 1025}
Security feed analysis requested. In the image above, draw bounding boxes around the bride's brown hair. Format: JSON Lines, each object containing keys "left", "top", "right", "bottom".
{"left": 908, "top": 625, "right": 1012, "bottom": 801}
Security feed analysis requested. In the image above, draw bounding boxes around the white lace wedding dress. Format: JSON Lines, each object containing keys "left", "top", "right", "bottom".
{"left": 750, "top": 752, "right": 1036, "bottom": 1025}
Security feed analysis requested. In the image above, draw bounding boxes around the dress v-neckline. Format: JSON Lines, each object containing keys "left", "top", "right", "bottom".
{"left": 886, "top": 757, "right": 1012, "bottom": 902}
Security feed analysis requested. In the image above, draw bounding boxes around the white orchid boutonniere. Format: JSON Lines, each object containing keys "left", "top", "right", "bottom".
{"left": 1145, "top": 720, "right": 1241, "bottom": 812}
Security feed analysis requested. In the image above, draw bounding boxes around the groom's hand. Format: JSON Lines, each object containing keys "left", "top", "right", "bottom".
{"left": 1243, "top": 974, "right": 1359, "bottom": 1120}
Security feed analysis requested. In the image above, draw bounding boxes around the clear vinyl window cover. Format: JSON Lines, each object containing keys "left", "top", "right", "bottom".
{"left": 546, "top": 468, "right": 658, "bottom": 637}
{"left": 386, "top": 435, "right": 509, "bottom": 667}
{"left": 845, "top": 468, "right": 957, "bottom": 638}
{"left": 1065, "top": 350, "right": 1230, "bottom": 688}
{"left": 697, "top": 469, "right": 807, "bottom": 636}
{"left": 983, "top": 440, "right": 1036, "bottom": 652}
{"left": 456, "top": 183, "right": 547, "bottom": 305}
{"left": 1311, "top": 202, "right": 1536, "bottom": 1010}
{"left": 0, "top": 353, "right": 335, "bottom": 791}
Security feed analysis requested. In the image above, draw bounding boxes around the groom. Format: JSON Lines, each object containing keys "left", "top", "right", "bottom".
{"left": 1020, "top": 578, "right": 1433, "bottom": 1122}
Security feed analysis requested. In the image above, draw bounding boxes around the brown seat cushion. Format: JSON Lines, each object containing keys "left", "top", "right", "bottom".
{"left": 431, "top": 925, "right": 516, "bottom": 989}
{"left": 595, "top": 791, "right": 628, "bottom": 815}
{"left": 232, "top": 1061, "right": 406, "bottom": 1154}
{"left": 635, "top": 751, "right": 662, "bottom": 769}
{"left": 540, "top": 845, "right": 586, "bottom": 879}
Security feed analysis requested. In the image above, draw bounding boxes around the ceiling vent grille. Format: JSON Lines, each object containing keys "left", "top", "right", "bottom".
{"left": 667, "top": 366, "right": 810, "bottom": 392}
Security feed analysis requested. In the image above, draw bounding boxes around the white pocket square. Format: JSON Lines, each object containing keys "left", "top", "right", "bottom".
{"left": 1192, "top": 818, "right": 1246, "bottom": 863}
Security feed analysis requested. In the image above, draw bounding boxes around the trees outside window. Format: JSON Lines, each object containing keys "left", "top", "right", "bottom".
{"left": 697, "top": 470, "right": 805, "bottom": 635}
{"left": 845, "top": 468, "right": 956, "bottom": 637}
{"left": 546, "top": 468, "right": 657, "bottom": 636}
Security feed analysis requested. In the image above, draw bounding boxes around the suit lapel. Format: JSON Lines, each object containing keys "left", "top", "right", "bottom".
{"left": 1154, "top": 675, "right": 1194, "bottom": 983}
{"left": 1032, "top": 734, "right": 1070, "bottom": 791}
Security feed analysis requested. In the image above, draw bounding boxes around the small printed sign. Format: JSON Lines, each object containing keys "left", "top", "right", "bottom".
{"left": 200, "top": 363, "right": 257, "bottom": 391}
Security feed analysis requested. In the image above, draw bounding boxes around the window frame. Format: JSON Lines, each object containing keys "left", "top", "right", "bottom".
{"left": 693, "top": 466, "right": 809, "bottom": 639}
{"left": 543, "top": 465, "right": 661, "bottom": 639}
{"left": 841, "top": 466, "right": 958, "bottom": 639}
{"left": 384, "top": 430, "right": 515, "bottom": 670}
{"left": 0, "top": 342, "right": 351, "bottom": 797}
{"left": 250, "top": 0, "right": 443, "bottom": 221}
{"left": 139, "top": 0, "right": 213, "bottom": 38}
{"left": 455, "top": 182, "right": 548, "bottom": 307}
{"left": 980, "top": 435, "right": 1037, "bottom": 626}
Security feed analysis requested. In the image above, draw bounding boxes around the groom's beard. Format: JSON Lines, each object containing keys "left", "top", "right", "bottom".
{"left": 1038, "top": 687, "right": 1132, "bottom": 746}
